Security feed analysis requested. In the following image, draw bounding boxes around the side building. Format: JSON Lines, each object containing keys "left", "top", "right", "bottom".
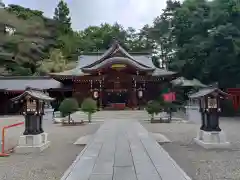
{"left": 0, "top": 76, "right": 63, "bottom": 115}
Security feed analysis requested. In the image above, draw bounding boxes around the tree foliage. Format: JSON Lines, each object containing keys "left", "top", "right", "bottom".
{"left": 149, "top": 0, "right": 240, "bottom": 88}
{"left": 146, "top": 100, "right": 161, "bottom": 121}
{"left": 38, "top": 49, "right": 67, "bottom": 74}
{"left": 0, "top": 8, "right": 51, "bottom": 75}
{"left": 53, "top": 0, "right": 72, "bottom": 35}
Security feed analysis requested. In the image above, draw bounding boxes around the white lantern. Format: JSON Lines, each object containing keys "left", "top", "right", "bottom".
{"left": 138, "top": 90, "right": 143, "bottom": 98}
{"left": 93, "top": 91, "right": 99, "bottom": 99}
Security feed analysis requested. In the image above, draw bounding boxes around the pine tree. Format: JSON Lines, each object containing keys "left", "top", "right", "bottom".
{"left": 53, "top": 0, "right": 72, "bottom": 34}
{"left": 0, "top": 0, "right": 5, "bottom": 8}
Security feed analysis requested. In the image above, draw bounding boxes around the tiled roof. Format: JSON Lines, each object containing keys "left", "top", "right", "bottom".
{"left": 82, "top": 57, "right": 154, "bottom": 71}
{"left": 77, "top": 41, "right": 154, "bottom": 69}
{"left": 52, "top": 41, "right": 176, "bottom": 77}
{"left": 11, "top": 88, "right": 54, "bottom": 102}
{"left": 77, "top": 54, "right": 155, "bottom": 69}
{"left": 152, "top": 68, "right": 177, "bottom": 76}
{"left": 189, "top": 88, "right": 229, "bottom": 99}
{"left": 171, "top": 77, "right": 206, "bottom": 87}
{"left": 0, "top": 76, "right": 62, "bottom": 91}
{"left": 49, "top": 69, "right": 87, "bottom": 76}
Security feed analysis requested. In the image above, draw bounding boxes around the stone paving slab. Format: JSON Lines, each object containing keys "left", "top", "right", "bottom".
{"left": 61, "top": 120, "right": 192, "bottom": 180}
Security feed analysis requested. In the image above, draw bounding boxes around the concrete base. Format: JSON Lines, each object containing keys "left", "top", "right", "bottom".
{"left": 74, "top": 135, "right": 92, "bottom": 145}
{"left": 15, "top": 133, "right": 50, "bottom": 154}
{"left": 194, "top": 130, "right": 230, "bottom": 149}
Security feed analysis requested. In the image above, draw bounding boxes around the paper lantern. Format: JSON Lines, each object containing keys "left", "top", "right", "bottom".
{"left": 138, "top": 90, "right": 143, "bottom": 98}
{"left": 93, "top": 91, "right": 99, "bottom": 99}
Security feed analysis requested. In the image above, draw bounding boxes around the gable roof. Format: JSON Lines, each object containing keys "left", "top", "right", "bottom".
{"left": 77, "top": 54, "right": 155, "bottom": 69}
{"left": 78, "top": 41, "right": 155, "bottom": 70}
{"left": 82, "top": 57, "right": 154, "bottom": 72}
{"left": 50, "top": 41, "right": 177, "bottom": 77}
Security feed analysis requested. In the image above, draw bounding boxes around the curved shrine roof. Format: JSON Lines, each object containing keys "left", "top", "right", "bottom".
{"left": 50, "top": 41, "right": 177, "bottom": 77}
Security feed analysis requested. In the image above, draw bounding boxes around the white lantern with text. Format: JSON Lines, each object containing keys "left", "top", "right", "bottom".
{"left": 93, "top": 91, "right": 99, "bottom": 99}
{"left": 138, "top": 90, "right": 143, "bottom": 98}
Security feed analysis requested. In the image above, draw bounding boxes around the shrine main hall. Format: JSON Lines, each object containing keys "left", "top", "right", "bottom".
{"left": 50, "top": 41, "right": 177, "bottom": 109}
{"left": 0, "top": 41, "right": 177, "bottom": 113}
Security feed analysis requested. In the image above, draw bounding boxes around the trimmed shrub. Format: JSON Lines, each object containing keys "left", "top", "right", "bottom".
{"left": 81, "top": 98, "right": 97, "bottom": 123}
{"left": 59, "top": 98, "right": 79, "bottom": 123}
{"left": 146, "top": 100, "right": 161, "bottom": 121}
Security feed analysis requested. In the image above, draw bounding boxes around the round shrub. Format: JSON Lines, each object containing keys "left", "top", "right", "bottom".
{"left": 81, "top": 98, "right": 97, "bottom": 122}
{"left": 59, "top": 98, "right": 79, "bottom": 123}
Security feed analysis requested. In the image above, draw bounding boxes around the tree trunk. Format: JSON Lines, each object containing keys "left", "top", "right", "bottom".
{"left": 88, "top": 113, "right": 91, "bottom": 123}
{"left": 150, "top": 114, "right": 154, "bottom": 122}
{"left": 168, "top": 111, "right": 172, "bottom": 123}
{"left": 68, "top": 113, "right": 71, "bottom": 124}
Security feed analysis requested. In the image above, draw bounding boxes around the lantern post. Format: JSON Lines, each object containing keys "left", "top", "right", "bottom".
{"left": 11, "top": 87, "right": 54, "bottom": 153}
{"left": 189, "top": 87, "right": 230, "bottom": 149}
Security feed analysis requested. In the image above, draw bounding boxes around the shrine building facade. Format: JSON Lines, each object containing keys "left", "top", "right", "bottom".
{"left": 0, "top": 41, "right": 177, "bottom": 114}
{"left": 50, "top": 41, "right": 177, "bottom": 109}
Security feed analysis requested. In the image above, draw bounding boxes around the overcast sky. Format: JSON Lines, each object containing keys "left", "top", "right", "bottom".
{"left": 3, "top": 0, "right": 168, "bottom": 30}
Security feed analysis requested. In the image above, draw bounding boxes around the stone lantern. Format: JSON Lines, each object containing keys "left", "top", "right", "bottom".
{"left": 11, "top": 87, "right": 54, "bottom": 153}
{"left": 189, "top": 87, "right": 230, "bottom": 149}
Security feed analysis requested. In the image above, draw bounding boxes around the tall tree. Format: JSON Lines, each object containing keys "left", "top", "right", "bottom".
{"left": 0, "top": 8, "right": 53, "bottom": 75}
{"left": 0, "top": 0, "right": 5, "bottom": 8}
{"left": 166, "top": 0, "right": 240, "bottom": 88}
{"left": 53, "top": 0, "right": 72, "bottom": 35}
{"left": 150, "top": 0, "right": 181, "bottom": 68}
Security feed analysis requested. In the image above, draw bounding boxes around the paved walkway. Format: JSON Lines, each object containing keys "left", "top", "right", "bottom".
{"left": 61, "top": 119, "right": 191, "bottom": 180}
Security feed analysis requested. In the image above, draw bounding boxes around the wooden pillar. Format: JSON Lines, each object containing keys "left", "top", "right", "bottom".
{"left": 143, "top": 80, "right": 146, "bottom": 105}
{"left": 99, "top": 78, "right": 103, "bottom": 109}
{"left": 90, "top": 80, "right": 93, "bottom": 97}
{"left": 132, "top": 78, "right": 137, "bottom": 109}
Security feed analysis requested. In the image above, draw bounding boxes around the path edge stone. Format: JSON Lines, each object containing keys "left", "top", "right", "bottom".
{"left": 60, "top": 133, "right": 96, "bottom": 180}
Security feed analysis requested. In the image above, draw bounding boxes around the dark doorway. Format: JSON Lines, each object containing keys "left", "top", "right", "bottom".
{"left": 103, "top": 91, "right": 129, "bottom": 107}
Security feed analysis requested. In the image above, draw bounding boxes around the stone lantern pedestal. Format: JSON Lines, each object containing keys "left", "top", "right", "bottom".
{"left": 16, "top": 132, "right": 50, "bottom": 153}
{"left": 189, "top": 87, "right": 230, "bottom": 149}
{"left": 11, "top": 88, "right": 54, "bottom": 154}
{"left": 195, "top": 130, "right": 229, "bottom": 149}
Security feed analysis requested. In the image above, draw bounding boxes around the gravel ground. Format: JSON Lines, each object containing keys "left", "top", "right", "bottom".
{"left": 0, "top": 112, "right": 101, "bottom": 180}
{"left": 142, "top": 117, "right": 240, "bottom": 180}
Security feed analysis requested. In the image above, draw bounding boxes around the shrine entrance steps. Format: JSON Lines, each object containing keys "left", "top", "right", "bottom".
{"left": 61, "top": 119, "right": 191, "bottom": 180}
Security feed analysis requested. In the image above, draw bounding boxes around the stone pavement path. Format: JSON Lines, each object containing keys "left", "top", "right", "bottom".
{"left": 61, "top": 119, "right": 191, "bottom": 180}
